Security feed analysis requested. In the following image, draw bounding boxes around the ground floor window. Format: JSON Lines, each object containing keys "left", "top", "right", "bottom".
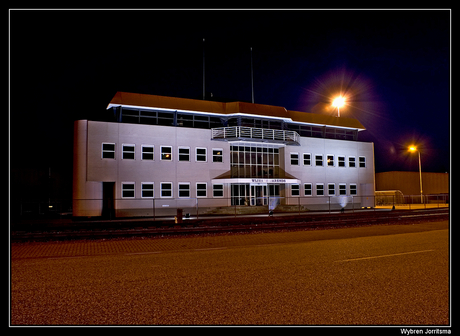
{"left": 213, "top": 184, "right": 224, "bottom": 197}
{"left": 304, "top": 183, "right": 312, "bottom": 196}
{"left": 328, "top": 183, "right": 335, "bottom": 196}
{"left": 141, "top": 183, "right": 154, "bottom": 198}
{"left": 196, "top": 183, "right": 207, "bottom": 198}
{"left": 230, "top": 183, "right": 281, "bottom": 206}
{"left": 178, "top": 183, "right": 190, "bottom": 198}
{"left": 231, "top": 184, "right": 250, "bottom": 205}
{"left": 316, "top": 184, "right": 324, "bottom": 196}
{"left": 291, "top": 184, "right": 300, "bottom": 196}
{"left": 350, "top": 184, "right": 357, "bottom": 195}
{"left": 122, "top": 182, "right": 135, "bottom": 198}
{"left": 160, "top": 182, "right": 173, "bottom": 198}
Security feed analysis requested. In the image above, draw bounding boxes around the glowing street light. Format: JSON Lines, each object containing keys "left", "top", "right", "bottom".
{"left": 409, "top": 145, "right": 423, "bottom": 203}
{"left": 332, "top": 96, "right": 346, "bottom": 117}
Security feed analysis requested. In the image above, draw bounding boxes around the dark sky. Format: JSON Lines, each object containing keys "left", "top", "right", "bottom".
{"left": 10, "top": 9, "right": 450, "bottom": 198}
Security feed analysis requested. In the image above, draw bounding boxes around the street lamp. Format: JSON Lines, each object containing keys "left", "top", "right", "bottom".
{"left": 409, "top": 146, "right": 423, "bottom": 203}
{"left": 332, "top": 96, "right": 345, "bottom": 117}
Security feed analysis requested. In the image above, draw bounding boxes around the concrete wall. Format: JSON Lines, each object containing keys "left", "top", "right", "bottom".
{"left": 375, "top": 171, "right": 449, "bottom": 195}
{"left": 284, "top": 136, "right": 375, "bottom": 207}
{"left": 74, "top": 120, "right": 231, "bottom": 216}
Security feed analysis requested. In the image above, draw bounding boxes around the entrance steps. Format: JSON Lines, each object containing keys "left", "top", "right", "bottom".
{"left": 203, "top": 204, "right": 310, "bottom": 215}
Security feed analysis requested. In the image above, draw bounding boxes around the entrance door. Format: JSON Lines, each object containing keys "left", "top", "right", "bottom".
{"left": 102, "top": 182, "right": 115, "bottom": 219}
{"left": 250, "top": 185, "right": 267, "bottom": 206}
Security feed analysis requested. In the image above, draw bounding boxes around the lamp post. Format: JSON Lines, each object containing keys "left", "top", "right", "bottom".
{"left": 332, "top": 96, "right": 345, "bottom": 117}
{"left": 409, "top": 146, "right": 423, "bottom": 203}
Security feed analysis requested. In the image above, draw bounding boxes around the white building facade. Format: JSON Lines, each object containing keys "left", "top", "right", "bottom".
{"left": 73, "top": 92, "right": 375, "bottom": 217}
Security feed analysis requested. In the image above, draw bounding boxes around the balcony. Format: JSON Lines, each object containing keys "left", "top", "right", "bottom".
{"left": 211, "top": 126, "right": 300, "bottom": 146}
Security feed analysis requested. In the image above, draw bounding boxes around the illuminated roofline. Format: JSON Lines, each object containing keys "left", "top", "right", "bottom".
{"left": 107, "top": 103, "right": 363, "bottom": 131}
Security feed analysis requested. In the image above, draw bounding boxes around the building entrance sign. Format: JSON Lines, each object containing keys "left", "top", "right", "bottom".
{"left": 212, "top": 178, "right": 300, "bottom": 184}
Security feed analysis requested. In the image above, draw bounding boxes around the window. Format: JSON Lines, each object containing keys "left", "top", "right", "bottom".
{"left": 338, "top": 156, "right": 345, "bottom": 167}
{"left": 160, "top": 182, "right": 173, "bottom": 198}
{"left": 339, "top": 184, "right": 347, "bottom": 195}
{"left": 327, "top": 155, "right": 334, "bottom": 167}
{"left": 303, "top": 153, "right": 311, "bottom": 166}
{"left": 359, "top": 156, "right": 366, "bottom": 168}
{"left": 178, "top": 183, "right": 190, "bottom": 198}
{"left": 102, "top": 143, "right": 115, "bottom": 159}
{"left": 196, "top": 147, "right": 207, "bottom": 162}
{"left": 328, "top": 183, "right": 335, "bottom": 196}
{"left": 122, "top": 144, "right": 135, "bottom": 160}
{"left": 212, "top": 149, "right": 223, "bottom": 163}
{"left": 196, "top": 183, "right": 207, "bottom": 198}
{"left": 291, "top": 184, "right": 300, "bottom": 197}
{"left": 178, "top": 147, "right": 190, "bottom": 161}
{"left": 350, "top": 184, "right": 357, "bottom": 195}
{"left": 142, "top": 145, "right": 154, "bottom": 160}
{"left": 315, "top": 154, "right": 323, "bottom": 166}
{"left": 141, "top": 183, "right": 154, "bottom": 198}
{"left": 161, "top": 146, "right": 172, "bottom": 161}
{"left": 213, "top": 184, "right": 224, "bottom": 197}
{"left": 122, "top": 183, "right": 135, "bottom": 198}
{"left": 349, "top": 157, "right": 356, "bottom": 168}
{"left": 304, "top": 183, "right": 312, "bottom": 196}
{"left": 316, "top": 184, "right": 324, "bottom": 196}
{"left": 290, "top": 153, "right": 299, "bottom": 165}
{"left": 230, "top": 145, "right": 280, "bottom": 178}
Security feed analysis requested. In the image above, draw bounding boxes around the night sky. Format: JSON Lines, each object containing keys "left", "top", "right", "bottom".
{"left": 10, "top": 9, "right": 450, "bottom": 199}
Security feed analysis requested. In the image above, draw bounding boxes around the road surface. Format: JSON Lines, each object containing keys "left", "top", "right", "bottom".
{"left": 11, "top": 220, "right": 449, "bottom": 325}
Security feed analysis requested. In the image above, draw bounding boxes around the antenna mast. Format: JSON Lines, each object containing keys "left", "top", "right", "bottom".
{"left": 250, "top": 47, "right": 254, "bottom": 104}
{"left": 202, "top": 38, "right": 205, "bottom": 100}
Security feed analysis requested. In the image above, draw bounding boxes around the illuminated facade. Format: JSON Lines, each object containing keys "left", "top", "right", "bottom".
{"left": 73, "top": 92, "right": 375, "bottom": 217}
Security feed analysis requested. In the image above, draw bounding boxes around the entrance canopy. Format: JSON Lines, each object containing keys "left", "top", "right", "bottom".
{"left": 212, "top": 178, "right": 301, "bottom": 184}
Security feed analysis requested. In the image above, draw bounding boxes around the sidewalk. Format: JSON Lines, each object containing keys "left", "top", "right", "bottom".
{"left": 375, "top": 204, "right": 449, "bottom": 210}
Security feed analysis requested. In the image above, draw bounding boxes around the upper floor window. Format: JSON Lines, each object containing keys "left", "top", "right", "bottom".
{"left": 161, "top": 146, "right": 172, "bottom": 161}
{"left": 142, "top": 145, "right": 154, "bottom": 160}
{"left": 122, "top": 144, "right": 135, "bottom": 160}
{"left": 213, "top": 149, "right": 223, "bottom": 162}
{"left": 359, "top": 156, "right": 366, "bottom": 168}
{"left": 290, "top": 153, "right": 299, "bottom": 165}
{"left": 178, "top": 147, "right": 190, "bottom": 162}
{"left": 315, "top": 154, "right": 323, "bottom": 167}
{"left": 102, "top": 143, "right": 115, "bottom": 159}
{"left": 349, "top": 157, "right": 356, "bottom": 167}
{"left": 196, "top": 147, "right": 207, "bottom": 162}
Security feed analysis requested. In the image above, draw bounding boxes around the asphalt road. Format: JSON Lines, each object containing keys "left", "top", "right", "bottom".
{"left": 11, "top": 220, "right": 449, "bottom": 325}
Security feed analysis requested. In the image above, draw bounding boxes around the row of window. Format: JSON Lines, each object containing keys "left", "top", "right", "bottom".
{"left": 290, "top": 153, "right": 366, "bottom": 168}
{"left": 102, "top": 143, "right": 223, "bottom": 163}
{"left": 121, "top": 182, "right": 359, "bottom": 198}
{"left": 291, "top": 183, "right": 357, "bottom": 197}
{"left": 110, "top": 107, "right": 360, "bottom": 141}
{"left": 121, "top": 182, "right": 224, "bottom": 199}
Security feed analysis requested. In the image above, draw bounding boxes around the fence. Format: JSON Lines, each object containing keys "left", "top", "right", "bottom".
{"left": 12, "top": 194, "right": 449, "bottom": 223}
{"left": 211, "top": 126, "right": 300, "bottom": 145}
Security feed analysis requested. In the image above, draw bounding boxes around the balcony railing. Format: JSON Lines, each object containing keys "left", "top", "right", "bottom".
{"left": 211, "top": 126, "right": 300, "bottom": 145}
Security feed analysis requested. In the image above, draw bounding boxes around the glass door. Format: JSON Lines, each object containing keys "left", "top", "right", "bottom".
{"left": 250, "top": 185, "right": 267, "bottom": 206}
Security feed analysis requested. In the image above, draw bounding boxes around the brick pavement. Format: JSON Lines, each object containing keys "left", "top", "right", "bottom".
{"left": 11, "top": 220, "right": 448, "bottom": 260}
